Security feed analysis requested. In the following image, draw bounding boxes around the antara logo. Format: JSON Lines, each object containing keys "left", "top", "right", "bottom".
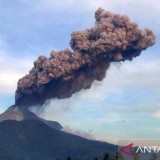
{"left": 120, "top": 143, "right": 134, "bottom": 158}
{"left": 136, "top": 146, "right": 160, "bottom": 153}
{"left": 120, "top": 143, "right": 160, "bottom": 158}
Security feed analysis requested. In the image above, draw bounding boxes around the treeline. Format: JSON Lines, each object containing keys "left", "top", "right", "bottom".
{"left": 58, "top": 152, "right": 119, "bottom": 160}
{"left": 62, "top": 151, "right": 159, "bottom": 160}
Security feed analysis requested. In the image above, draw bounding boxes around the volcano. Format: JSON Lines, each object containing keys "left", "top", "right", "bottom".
{"left": 0, "top": 105, "right": 63, "bottom": 130}
{"left": 0, "top": 119, "right": 117, "bottom": 160}
{"left": 0, "top": 7, "right": 156, "bottom": 160}
{"left": 0, "top": 106, "right": 117, "bottom": 159}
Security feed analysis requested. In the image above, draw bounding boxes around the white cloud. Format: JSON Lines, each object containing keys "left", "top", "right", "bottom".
{"left": 35, "top": 98, "right": 72, "bottom": 120}
{"left": 105, "top": 60, "right": 160, "bottom": 92}
{"left": 20, "top": 0, "right": 75, "bottom": 12}
{"left": 37, "top": 56, "right": 160, "bottom": 121}
{"left": 36, "top": 82, "right": 106, "bottom": 121}
{"left": 24, "top": 0, "right": 160, "bottom": 33}
{"left": 62, "top": 126, "right": 94, "bottom": 140}
{"left": 30, "top": 56, "right": 160, "bottom": 144}
{"left": 20, "top": 0, "right": 160, "bottom": 15}
{"left": 153, "top": 108, "right": 160, "bottom": 118}
{"left": 0, "top": 39, "right": 34, "bottom": 95}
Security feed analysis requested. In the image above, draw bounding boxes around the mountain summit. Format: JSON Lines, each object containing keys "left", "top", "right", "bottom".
{"left": 0, "top": 105, "right": 62, "bottom": 130}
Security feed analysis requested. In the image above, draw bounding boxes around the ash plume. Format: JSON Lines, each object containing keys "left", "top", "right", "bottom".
{"left": 15, "top": 8, "right": 156, "bottom": 107}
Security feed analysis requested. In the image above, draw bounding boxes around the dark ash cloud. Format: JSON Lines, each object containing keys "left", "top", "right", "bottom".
{"left": 15, "top": 8, "right": 156, "bottom": 108}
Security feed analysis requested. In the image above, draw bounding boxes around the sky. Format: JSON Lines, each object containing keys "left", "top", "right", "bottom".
{"left": 0, "top": 0, "right": 160, "bottom": 144}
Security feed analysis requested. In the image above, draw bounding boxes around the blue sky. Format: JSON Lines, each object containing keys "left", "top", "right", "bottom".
{"left": 0, "top": 0, "right": 160, "bottom": 144}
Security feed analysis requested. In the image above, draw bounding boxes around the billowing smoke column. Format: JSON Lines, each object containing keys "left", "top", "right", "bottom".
{"left": 15, "top": 8, "right": 156, "bottom": 107}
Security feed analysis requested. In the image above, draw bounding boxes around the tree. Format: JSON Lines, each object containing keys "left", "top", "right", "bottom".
{"left": 66, "top": 156, "right": 72, "bottom": 160}
{"left": 104, "top": 152, "right": 110, "bottom": 160}
{"left": 117, "top": 152, "right": 124, "bottom": 160}
{"left": 150, "top": 153, "right": 158, "bottom": 160}
{"left": 133, "top": 148, "right": 140, "bottom": 160}
{"left": 114, "top": 152, "right": 118, "bottom": 160}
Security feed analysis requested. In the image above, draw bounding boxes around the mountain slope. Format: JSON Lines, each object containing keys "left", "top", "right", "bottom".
{"left": 0, "top": 119, "right": 117, "bottom": 160}
{"left": 0, "top": 106, "right": 62, "bottom": 130}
